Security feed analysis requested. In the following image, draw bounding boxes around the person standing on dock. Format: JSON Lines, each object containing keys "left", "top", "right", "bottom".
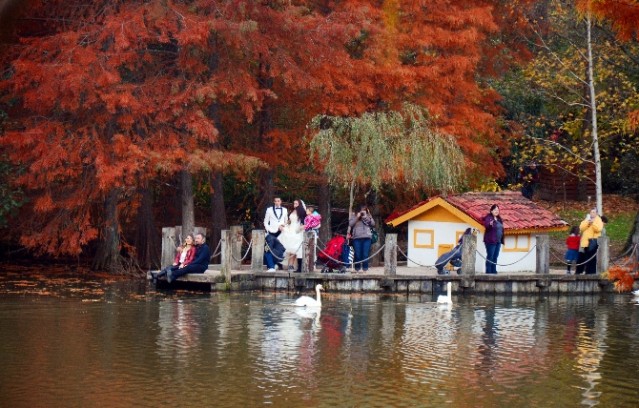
{"left": 575, "top": 209, "right": 603, "bottom": 275}
{"left": 166, "top": 233, "right": 211, "bottom": 283}
{"left": 349, "top": 204, "right": 375, "bottom": 273}
{"left": 483, "top": 204, "right": 504, "bottom": 274}
{"left": 264, "top": 196, "right": 288, "bottom": 238}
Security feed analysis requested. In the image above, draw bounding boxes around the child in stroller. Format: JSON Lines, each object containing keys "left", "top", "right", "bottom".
{"left": 317, "top": 234, "right": 349, "bottom": 273}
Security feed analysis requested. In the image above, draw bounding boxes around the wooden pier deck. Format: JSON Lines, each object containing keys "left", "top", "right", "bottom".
{"left": 148, "top": 265, "right": 613, "bottom": 295}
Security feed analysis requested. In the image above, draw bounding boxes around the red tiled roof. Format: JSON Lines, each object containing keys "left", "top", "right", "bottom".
{"left": 386, "top": 191, "right": 568, "bottom": 231}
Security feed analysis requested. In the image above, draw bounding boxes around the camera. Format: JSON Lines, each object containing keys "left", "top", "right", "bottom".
{"left": 360, "top": 211, "right": 366, "bottom": 217}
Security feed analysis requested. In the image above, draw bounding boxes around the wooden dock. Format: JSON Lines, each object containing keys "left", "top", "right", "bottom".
{"left": 154, "top": 227, "right": 615, "bottom": 295}
{"left": 148, "top": 265, "right": 613, "bottom": 295}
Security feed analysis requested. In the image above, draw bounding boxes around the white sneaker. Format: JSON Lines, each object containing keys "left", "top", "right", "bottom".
{"left": 267, "top": 268, "right": 276, "bottom": 272}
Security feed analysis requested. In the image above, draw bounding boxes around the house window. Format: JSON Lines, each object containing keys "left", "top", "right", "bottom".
{"left": 413, "top": 229, "right": 434, "bottom": 249}
{"left": 502, "top": 235, "right": 531, "bottom": 252}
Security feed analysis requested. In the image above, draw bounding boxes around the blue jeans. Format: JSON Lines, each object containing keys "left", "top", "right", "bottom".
{"left": 170, "top": 263, "right": 207, "bottom": 280}
{"left": 485, "top": 243, "right": 501, "bottom": 274}
{"left": 264, "top": 251, "right": 276, "bottom": 269}
{"left": 353, "top": 238, "right": 372, "bottom": 271}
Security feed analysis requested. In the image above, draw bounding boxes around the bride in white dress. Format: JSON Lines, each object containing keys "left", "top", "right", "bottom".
{"left": 278, "top": 199, "right": 306, "bottom": 271}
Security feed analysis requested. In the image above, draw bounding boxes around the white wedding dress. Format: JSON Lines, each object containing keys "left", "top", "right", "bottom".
{"left": 278, "top": 212, "right": 304, "bottom": 258}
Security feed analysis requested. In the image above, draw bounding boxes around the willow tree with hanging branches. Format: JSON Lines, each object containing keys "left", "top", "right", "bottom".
{"left": 308, "top": 104, "right": 466, "bottom": 216}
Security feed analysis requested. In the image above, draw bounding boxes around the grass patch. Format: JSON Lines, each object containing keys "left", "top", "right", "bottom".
{"left": 551, "top": 209, "right": 634, "bottom": 245}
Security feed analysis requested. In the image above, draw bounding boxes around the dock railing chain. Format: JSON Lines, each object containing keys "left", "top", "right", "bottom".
{"left": 396, "top": 246, "right": 446, "bottom": 268}
{"left": 231, "top": 238, "right": 253, "bottom": 263}
{"left": 264, "top": 241, "right": 287, "bottom": 262}
{"left": 547, "top": 243, "right": 637, "bottom": 267}
{"left": 476, "top": 245, "right": 537, "bottom": 267}
{"left": 609, "top": 243, "right": 638, "bottom": 266}
{"left": 209, "top": 239, "right": 223, "bottom": 260}
{"left": 315, "top": 242, "right": 386, "bottom": 267}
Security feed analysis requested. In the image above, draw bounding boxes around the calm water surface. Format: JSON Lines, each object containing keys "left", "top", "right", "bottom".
{"left": 1, "top": 276, "right": 639, "bottom": 407}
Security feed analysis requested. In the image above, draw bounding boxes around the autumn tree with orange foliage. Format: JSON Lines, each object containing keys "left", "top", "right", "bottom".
{"left": 0, "top": 0, "right": 532, "bottom": 272}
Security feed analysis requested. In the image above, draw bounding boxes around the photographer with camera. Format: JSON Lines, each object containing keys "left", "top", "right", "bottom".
{"left": 348, "top": 204, "right": 375, "bottom": 273}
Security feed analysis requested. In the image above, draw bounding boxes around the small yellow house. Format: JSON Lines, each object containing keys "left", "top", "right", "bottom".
{"left": 385, "top": 192, "right": 568, "bottom": 273}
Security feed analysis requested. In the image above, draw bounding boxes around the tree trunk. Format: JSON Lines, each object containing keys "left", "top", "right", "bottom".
{"left": 92, "top": 188, "right": 121, "bottom": 273}
{"left": 369, "top": 188, "right": 383, "bottom": 266}
{"left": 586, "top": 11, "right": 603, "bottom": 215}
{"left": 347, "top": 178, "right": 356, "bottom": 235}
{"left": 625, "top": 211, "right": 639, "bottom": 251}
{"left": 318, "top": 180, "right": 331, "bottom": 244}
{"left": 210, "top": 170, "right": 227, "bottom": 263}
{"left": 135, "top": 186, "right": 160, "bottom": 269}
{"left": 258, "top": 169, "right": 274, "bottom": 220}
{"left": 180, "top": 169, "right": 195, "bottom": 240}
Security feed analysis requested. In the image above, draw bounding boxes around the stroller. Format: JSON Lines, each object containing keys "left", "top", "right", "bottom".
{"left": 317, "top": 235, "right": 349, "bottom": 274}
{"left": 435, "top": 228, "right": 472, "bottom": 275}
{"left": 435, "top": 244, "right": 462, "bottom": 275}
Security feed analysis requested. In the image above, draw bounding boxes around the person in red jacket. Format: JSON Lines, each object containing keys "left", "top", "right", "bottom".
{"left": 152, "top": 234, "right": 196, "bottom": 283}
{"left": 564, "top": 226, "right": 580, "bottom": 275}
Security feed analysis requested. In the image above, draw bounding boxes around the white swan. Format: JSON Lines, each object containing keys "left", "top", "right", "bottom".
{"left": 632, "top": 289, "right": 639, "bottom": 297}
{"left": 295, "top": 284, "right": 323, "bottom": 308}
{"left": 437, "top": 282, "right": 453, "bottom": 305}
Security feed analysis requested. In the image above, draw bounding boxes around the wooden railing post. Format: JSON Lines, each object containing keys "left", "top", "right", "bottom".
{"left": 384, "top": 233, "right": 397, "bottom": 276}
{"left": 536, "top": 234, "right": 550, "bottom": 274}
{"left": 460, "top": 233, "right": 477, "bottom": 288}
{"left": 302, "top": 231, "right": 315, "bottom": 273}
{"left": 220, "top": 229, "right": 232, "bottom": 283}
{"left": 230, "top": 225, "right": 243, "bottom": 270}
{"left": 597, "top": 234, "right": 609, "bottom": 273}
{"left": 161, "top": 227, "right": 176, "bottom": 268}
{"left": 251, "top": 230, "right": 265, "bottom": 272}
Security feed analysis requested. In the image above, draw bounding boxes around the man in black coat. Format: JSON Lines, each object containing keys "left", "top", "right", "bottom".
{"left": 167, "top": 233, "right": 210, "bottom": 283}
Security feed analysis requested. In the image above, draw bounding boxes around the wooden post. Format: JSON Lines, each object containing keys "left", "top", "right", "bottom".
{"left": 230, "top": 225, "right": 243, "bottom": 270}
{"left": 536, "top": 234, "right": 550, "bottom": 274}
{"left": 302, "top": 231, "right": 315, "bottom": 273}
{"left": 460, "top": 233, "right": 476, "bottom": 287}
{"left": 384, "top": 233, "right": 397, "bottom": 276}
{"left": 251, "top": 230, "right": 265, "bottom": 272}
{"left": 597, "top": 235, "right": 609, "bottom": 274}
{"left": 161, "top": 227, "right": 176, "bottom": 268}
{"left": 220, "top": 229, "right": 232, "bottom": 283}
{"left": 461, "top": 233, "right": 477, "bottom": 275}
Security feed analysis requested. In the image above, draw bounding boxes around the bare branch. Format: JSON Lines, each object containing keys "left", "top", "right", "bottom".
{"left": 526, "top": 136, "right": 595, "bottom": 165}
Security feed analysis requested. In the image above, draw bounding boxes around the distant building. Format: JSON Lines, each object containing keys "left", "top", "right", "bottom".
{"left": 385, "top": 192, "right": 568, "bottom": 273}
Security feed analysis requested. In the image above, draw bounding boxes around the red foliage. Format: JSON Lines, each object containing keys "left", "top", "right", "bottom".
{"left": 606, "top": 265, "right": 637, "bottom": 293}
{"left": 0, "top": 0, "right": 530, "bottom": 257}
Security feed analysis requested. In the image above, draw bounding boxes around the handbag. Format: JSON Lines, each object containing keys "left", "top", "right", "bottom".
{"left": 370, "top": 227, "right": 378, "bottom": 244}
{"left": 587, "top": 238, "right": 598, "bottom": 252}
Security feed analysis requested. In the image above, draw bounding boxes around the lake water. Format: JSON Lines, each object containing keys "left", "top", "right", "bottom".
{"left": 1, "top": 275, "right": 638, "bottom": 407}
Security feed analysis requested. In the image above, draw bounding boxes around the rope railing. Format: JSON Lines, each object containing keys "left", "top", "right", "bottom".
{"left": 609, "top": 243, "right": 638, "bottom": 264}
{"left": 316, "top": 243, "right": 386, "bottom": 267}
{"left": 231, "top": 239, "right": 253, "bottom": 263}
{"left": 549, "top": 249, "right": 598, "bottom": 267}
{"left": 396, "top": 246, "right": 446, "bottom": 268}
{"left": 209, "top": 239, "right": 223, "bottom": 260}
{"left": 476, "top": 245, "right": 537, "bottom": 267}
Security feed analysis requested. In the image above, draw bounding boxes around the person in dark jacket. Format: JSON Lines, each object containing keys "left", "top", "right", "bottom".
{"left": 483, "top": 204, "right": 504, "bottom": 274}
{"left": 264, "top": 233, "right": 286, "bottom": 272}
{"left": 167, "top": 233, "right": 210, "bottom": 283}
